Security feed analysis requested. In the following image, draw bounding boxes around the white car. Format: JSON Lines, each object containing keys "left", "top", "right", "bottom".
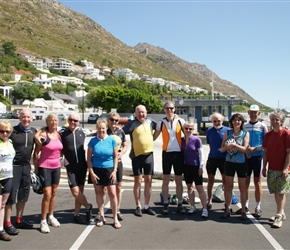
{"left": 58, "top": 114, "right": 68, "bottom": 121}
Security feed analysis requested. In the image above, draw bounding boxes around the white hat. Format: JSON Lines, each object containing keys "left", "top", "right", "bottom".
{"left": 249, "top": 104, "right": 259, "bottom": 111}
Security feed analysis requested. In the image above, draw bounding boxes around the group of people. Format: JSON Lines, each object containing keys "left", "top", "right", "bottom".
{"left": 0, "top": 104, "right": 289, "bottom": 241}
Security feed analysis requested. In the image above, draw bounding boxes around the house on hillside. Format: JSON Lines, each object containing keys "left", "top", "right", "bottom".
{"left": 48, "top": 92, "right": 76, "bottom": 104}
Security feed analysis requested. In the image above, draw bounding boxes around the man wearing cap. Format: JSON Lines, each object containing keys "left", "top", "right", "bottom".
{"left": 236, "top": 104, "right": 267, "bottom": 217}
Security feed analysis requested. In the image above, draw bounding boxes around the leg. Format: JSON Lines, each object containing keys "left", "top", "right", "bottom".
{"left": 107, "top": 185, "right": 121, "bottom": 228}
{"left": 196, "top": 185, "right": 207, "bottom": 209}
{"left": 116, "top": 182, "right": 122, "bottom": 211}
{"left": 175, "top": 175, "right": 184, "bottom": 202}
{"left": 161, "top": 174, "right": 170, "bottom": 203}
{"left": 144, "top": 175, "right": 152, "bottom": 206}
{"left": 41, "top": 187, "right": 52, "bottom": 221}
{"left": 275, "top": 192, "right": 286, "bottom": 215}
{"left": 187, "top": 183, "right": 195, "bottom": 206}
{"left": 133, "top": 176, "right": 142, "bottom": 206}
{"left": 207, "top": 174, "right": 215, "bottom": 205}
{"left": 254, "top": 176, "right": 262, "bottom": 205}
{"left": 94, "top": 185, "right": 105, "bottom": 218}
{"left": 224, "top": 175, "right": 234, "bottom": 212}
{"left": 70, "top": 185, "right": 89, "bottom": 215}
{"left": 48, "top": 184, "right": 58, "bottom": 216}
{"left": 238, "top": 177, "right": 247, "bottom": 213}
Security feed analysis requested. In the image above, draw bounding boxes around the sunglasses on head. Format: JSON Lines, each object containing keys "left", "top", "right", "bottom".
{"left": 184, "top": 127, "right": 193, "bottom": 131}
{"left": 0, "top": 130, "right": 11, "bottom": 134}
{"left": 109, "top": 118, "right": 119, "bottom": 122}
{"left": 68, "top": 118, "right": 79, "bottom": 123}
{"left": 165, "top": 107, "right": 174, "bottom": 110}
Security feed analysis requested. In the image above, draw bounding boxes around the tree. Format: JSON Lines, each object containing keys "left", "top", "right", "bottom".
{"left": 52, "top": 83, "right": 66, "bottom": 94}
{"left": 2, "top": 41, "right": 16, "bottom": 57}
{"left": 12, "top": 84, "right": 42, "bottom": 103}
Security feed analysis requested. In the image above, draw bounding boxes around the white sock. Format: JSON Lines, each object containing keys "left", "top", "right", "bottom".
{"left": 245, "top": 200, "right": 249, "bottom": 207}
{"left": 144, "top": 205, "right": 149, "bottom": 209}
{"left": 40, "top": 219, "right": 47, "bottom": 224}
{"left": 256, "top": 202, "right": 261, "bottom": 209}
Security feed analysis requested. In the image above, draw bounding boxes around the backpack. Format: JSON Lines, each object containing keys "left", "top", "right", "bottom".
{"left": 212, "top": 184, "right": 224, "bottom": 203}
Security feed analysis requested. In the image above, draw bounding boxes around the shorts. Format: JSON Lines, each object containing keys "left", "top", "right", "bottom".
{"left": 116, "top": 161, "right": 123, "bottom": 183}
{"left": 246, "top": 156, "right": 262, "bottom": 178}
{"left": 267, "top": 170, "right": 290, "bottom": 194}
{"left": 0, "top": 178, "right": 13, "bottom": 195}
{"left": 183, "top": 164, "right": 203, "bottom": 185}
{"left": 132, "top": 153, "right": 154, "bottom": 176}
{"left": 92, "top": 167, "right": 116, "bottom": 186}
{"left": 206, "top": 158, "right": 225, "bottom": 175}
{"left": 66, "top": 164, "right": 88, "bottom": 188}
{"left": 224, "top": 161, "right": 247, "bottom": 178}
{"left": 6, "top": 164, "right": 31, "bottom": 205}
{"left": 38, "top": 167, "right": 61, "bottom": 188}
{"left": 162, "top": 151, "right": 183, "bottom": 175}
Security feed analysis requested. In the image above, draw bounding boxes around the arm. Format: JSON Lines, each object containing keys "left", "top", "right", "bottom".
{"left": 198, "top": 147, "right": 204, "bottom": 177}
{"left": 110, "top": 146, "right": 119, "bottom": 182}
{"left": 117, "top": 141, "right": 128, "bottom": 160}
{"left": 262, "top": 149, "right": 268, "bottom": 177}
{"left": 33, "top": 143, "right": 42, "bottom": 175}
{"left": 153, "top": 130, "right": 161, "bottom": 141}
{"left": 282, "top": 148, "right": 290, "bottom": 179}
{"left": 87, "top": 147, "right": 99, "bottom": 185}
{"left": 235, "top": 131, "right": 249, "bottom": 153}
{"left": 220, "top": 131, "right": 228, "bottom": 153}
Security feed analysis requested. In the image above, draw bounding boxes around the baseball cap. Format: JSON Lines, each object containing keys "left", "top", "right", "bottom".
{"left": 249, "top": 104, "right": 259, "bottom": 111}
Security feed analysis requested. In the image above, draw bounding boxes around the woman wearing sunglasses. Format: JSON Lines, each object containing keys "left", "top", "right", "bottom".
{"left": 182, "top": 120, "right": 208, "bottom": 218}
{"left": 0, "top": 121, "right": 15, "bottom": 241}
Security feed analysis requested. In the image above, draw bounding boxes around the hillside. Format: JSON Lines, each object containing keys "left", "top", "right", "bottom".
{"left": 0, "top": 0, "right": 261, "bottom": 106}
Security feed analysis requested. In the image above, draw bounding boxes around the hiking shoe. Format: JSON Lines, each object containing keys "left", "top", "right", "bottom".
{"left": 4, "top": 224, "right": 19, "bottom": 236}
{"left": 272, "top": 214, "right": 283, "bottom": 228}
{"left": 162, "top": 204, "right": 169, "bottom": 214}
{"left": 134, "top": 206, "right": 142, "bottom": 217}
{"left": 48, "top": 216, "right": 60, "bottom": 227}
{"left": 240, "top": 212, "right": 248, "bottom": 221}
{"left": 236, "top": 207, "right": 249, "bottom": 215}
{"left": 254, "top": 208, "right": 262, "bottom": 217}
{"left": 40, "top": 222, "right": 50, "bottom": 234}
{"left": 177, "top": 205, "right": 186, "bottom": 214}
{"left": 86, "top": 203, "right": 93, "bottom": 221}
{"left": 220, "top": 211, "right": 231, "bottom": 219}
{"left": 143, "top": 207, "right": 156, "bottom": 216}
{"left": 0, "top": 230, "right": 12, "bottom": 241}
{"left": 117, "top": 212, "right": 124, "bottom": 221}
{"left": 73, "top": 214, "right": 86, "bottom": 224}
{"left": 15, "top": 219, "right": 33, "bottom": 229}
{"left": 269, "top": 213, "right": 286, "bottom": 222}
{"left": 188, "top": 206, "right": 197, "bottom": 214}
{"left": 201, "top": 208, "right": 208, "bottom": 218}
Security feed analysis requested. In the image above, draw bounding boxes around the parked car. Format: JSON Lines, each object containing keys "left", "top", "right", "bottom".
{"left": 58, "top": 114, "right": 68, "bottom": 121}
{"left": 97, "top": 113, "right": 108, "bottom": 121}
{"left": 87, "top": 113, "right": 99, "bottom": 124}
{"left": 6, "top": 110, "right": 21, "bottom": 119}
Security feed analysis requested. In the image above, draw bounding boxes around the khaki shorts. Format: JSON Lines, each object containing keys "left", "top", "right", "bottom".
{"left": 267, "top": 170, "right": 290, "bottom": 194}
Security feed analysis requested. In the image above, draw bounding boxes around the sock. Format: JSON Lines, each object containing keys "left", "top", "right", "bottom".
{"left": 0, "top": 226, "right": 3, "bottom": 231}
{"left": 4, "top": 221, "right": 11, "bottom": 228}
{"left": 144, "top": 205, "right": 149, "bottom": 209}
{"left": 40, "top": 219, "right": 47, "bottom": 224}
{"left": 48, "top": 215, "right": 54, "bottom": 220}
{"left": 245, "top": 200, "right": 249, "bottom": 208}
{"left": 16, "top": 217, "right": 22, "bottom": 223}
{"left": 256, "top": 202, "right": 261, "bottom": 209}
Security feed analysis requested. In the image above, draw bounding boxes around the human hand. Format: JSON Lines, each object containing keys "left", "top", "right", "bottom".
{"left": 262, "top": 167, "right": 267, "bottom": 177}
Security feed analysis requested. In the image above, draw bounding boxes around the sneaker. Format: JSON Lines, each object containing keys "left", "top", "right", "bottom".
{"left": 15, "top": 219, "right": 33, "bottom": 229}
{"left": 201, "top": 208, "right": 208, "bottom": 218}
{"left": 188, "top": 206, "right": 197, "bottom": 214}
{"left": 117, "top": 212, "right": 124, "bottom": 221}
{"left": 272, "top": 214, "right": 283, "bottom": 228}
{"left": 0, "top": 230, "right": 12, "bottom": 241}
{"left": 143, "top": 207, "right": 156, "bottom": 216}
{"left": 4, "top": 224, "right": 19, "bottom": 236}
{"left": 177, "top": 205, "right": 186, "bottom": 214}
{"left": 162, "top": 204, "right": 169, "bottom": 214}
{"left": 240, "top": 212, "right": 248, "bottom": 221}
{"left": 254, "top": 208, "right": 262, "bottom": 217}
{"left": 236, "top": 207, "right": 249, "bottom": 215}
{"left": 40, "top": 222, "right": 50, "bottom": 234}
{"left": 73, "top": 214, "right": 86, "bottom": 224}
{"left": 269, "top": 213, "right": 286, "bottom": 222}
{"left": 134, "top": 206, "right": 142, "bottom": 217}
{"left": 48, "top": 216, "right": 60, "bottom": 227}
{"left": 86, "top": 203, "right": 93, "bottom": 221}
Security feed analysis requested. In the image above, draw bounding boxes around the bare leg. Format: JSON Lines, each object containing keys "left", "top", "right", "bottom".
{"left": 144, "top": 175, "right": 152, "bottom": 206}
{"left": 162, "top": 175, "right": 170, "bottom": 203}
{"left": 133, "top": 176, "right": 142, "bottom": 206}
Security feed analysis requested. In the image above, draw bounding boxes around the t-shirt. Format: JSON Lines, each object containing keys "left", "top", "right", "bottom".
{"left": 0, "top": 139, "right": 15, "bottom": 180}
{"left": 88, "top": 135, "right": 117, "bottom": 168}
{"left": 182, "top": 135, "right": 202, "bottom": 166}
{"left": 262, "top": 128, "right": 290, "bottom": 171}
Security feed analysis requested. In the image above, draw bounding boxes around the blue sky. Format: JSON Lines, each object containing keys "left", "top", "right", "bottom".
{"left": 58, "top": 0, "right": 290, "bottom": 110}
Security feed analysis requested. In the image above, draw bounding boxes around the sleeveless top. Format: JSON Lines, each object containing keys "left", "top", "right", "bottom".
{"left": 0, "top": 139, "right": 15, "bottom": 180}
{"left": 225, "top": 129, "right": 247, "bottom": 163}
{"left": 38, "top": 132, "right": 63, "bottom": 169}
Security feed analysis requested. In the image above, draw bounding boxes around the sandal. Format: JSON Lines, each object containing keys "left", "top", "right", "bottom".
{"left": 114, "top": 221, "right": 121, "bottom": 229}
{"left": 96, "top": 216, "right": 106, "bottom": 227}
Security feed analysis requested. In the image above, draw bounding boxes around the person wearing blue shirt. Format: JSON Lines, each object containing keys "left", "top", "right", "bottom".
{"left": 206, "top": 113, "right": 230, "bottom": 209}
{"left": 87, "top": 119, "right": 121, "bottom": 229}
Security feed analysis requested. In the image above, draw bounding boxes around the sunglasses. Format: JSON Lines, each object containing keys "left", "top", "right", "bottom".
{"left": 68, "top": 118, "right": 79, "bottom": 123}
{"left": 213, "top": 120, "right": 221, "bottom": 123}
{"left": 184, "top": 127, "right": 193, "bottom": 131}
{"left": 165, "top": 107, "right": 174, "bottom": 110}
{"left": 0, "top": 130, "right": 11, "bottom": 134}
{"left": 109, "top": 118, "right": 119, "bottom": 122}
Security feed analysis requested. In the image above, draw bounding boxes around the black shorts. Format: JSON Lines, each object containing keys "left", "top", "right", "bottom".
{"left": 6, "top": 164, "right": 31, "bottom": 205}
{"left": 162, "top": 151, "right": 183, "bottom": 175}
{"left": 224, "top": 161, "right": 247, "bottom": 178}
{"left": 183, "top": 164, "right": 203, "bottom": 185}
{"left": 38, "top": 167, "right": 61, "bottom": 188}
{"left": 246, "top": 156, "right": 262, "bottom": 178}
{"left": 66, "top": 164, "right": 88, "bottom": 188}
{"left": 132, "top": 153, "right": 154, "bottom": 176}
{"left": 92, "top": 167, "right": 116, "bottom": 186}
{"left": 0, "top": 178, "right": 13, "bottom": 195}
{"left": 116, "top": 161, "right": 123, "bottom": 183}
{"left": 206, "top": 158, "right": 225, "bottom": 175}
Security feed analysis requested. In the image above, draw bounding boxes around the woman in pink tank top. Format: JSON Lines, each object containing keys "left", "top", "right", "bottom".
{"left": 33, "top": 113, "right": 63, "bottom": 234}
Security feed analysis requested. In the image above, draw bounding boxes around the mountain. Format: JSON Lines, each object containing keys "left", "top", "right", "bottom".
{"left": 0, "top": 0, "right": 260, "bottom": 106}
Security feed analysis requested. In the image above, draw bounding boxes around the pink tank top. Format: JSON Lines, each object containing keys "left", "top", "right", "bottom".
{"left": 38, "top": 134, "right": 63, "bottom": 169}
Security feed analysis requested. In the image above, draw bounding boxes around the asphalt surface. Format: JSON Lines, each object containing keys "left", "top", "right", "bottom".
{"left": 2, "top": 119, "right": 289, "bottom": 250}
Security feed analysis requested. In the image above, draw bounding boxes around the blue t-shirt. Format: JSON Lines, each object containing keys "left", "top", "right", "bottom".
{"left": 88, "top": 136, "right": 117, "bottom": 168}
{"left": 206, "top": 126, "right": 230, "bottom": 158}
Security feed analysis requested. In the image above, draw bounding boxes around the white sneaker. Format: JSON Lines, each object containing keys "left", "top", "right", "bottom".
{"left": 201, "top": 208, "right": 208, "bottom": 218}
{"left": 269, "top": 213, "right": 286, "bottom": 222}
{"left": 40, "top": 222, "right": 50, "bottom": 234}
{"left": 48, "top": 216, "right": 60, "bottom": 228}
{"left": 188, "top": 206, "right": 196, "bottom": 214}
